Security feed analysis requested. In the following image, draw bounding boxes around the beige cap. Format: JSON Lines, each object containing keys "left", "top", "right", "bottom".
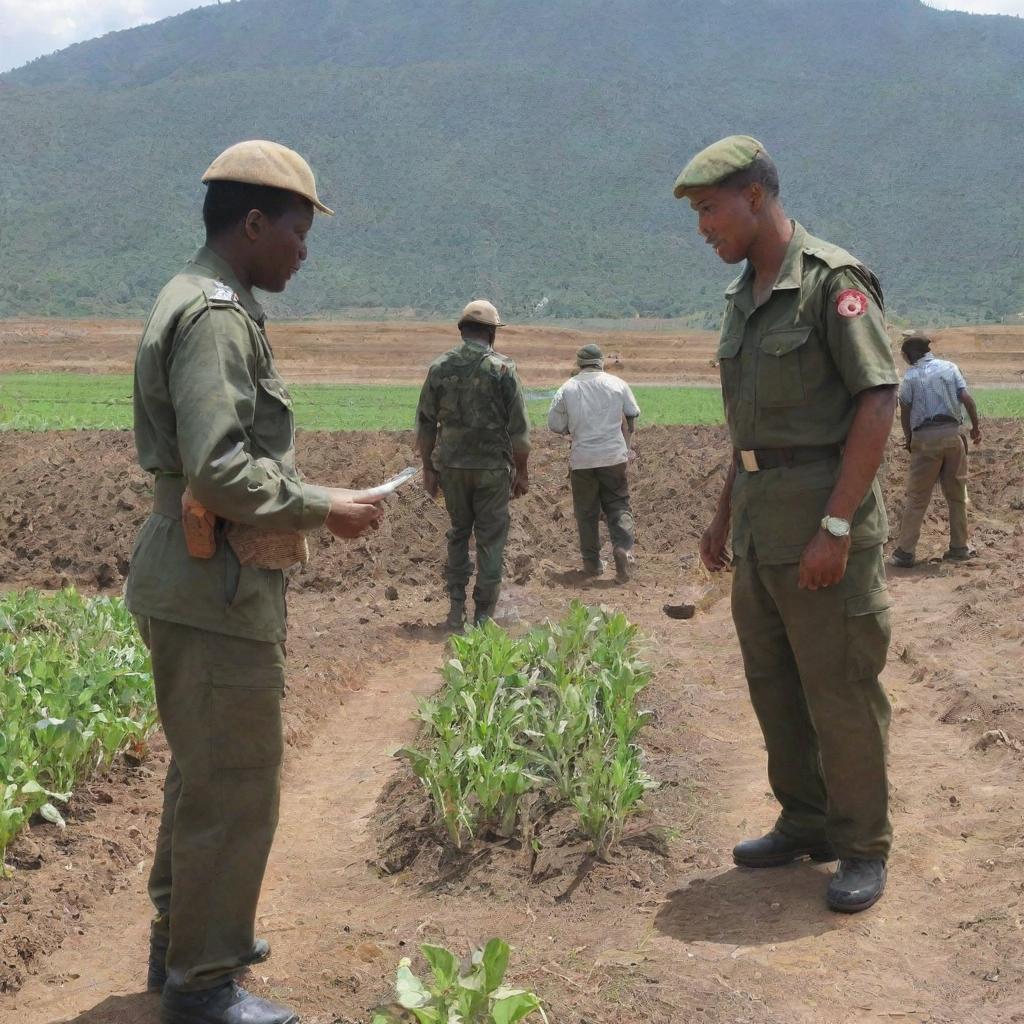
{"left": 202, "top": 139, "right": 334, "bottom": 216}
{"left": 458, "top": 299, "right": 506, "bottom": 328}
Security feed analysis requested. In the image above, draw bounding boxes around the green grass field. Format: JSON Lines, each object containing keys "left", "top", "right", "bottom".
{"left": 1, "top": 372, "right": 1022, "bottom": 432}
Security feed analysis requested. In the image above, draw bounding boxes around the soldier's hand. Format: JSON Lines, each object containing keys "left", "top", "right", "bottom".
{"left": 423, "top": 468, "right": 440, "bottom": 498}
{"left": 798, "top": 530, "right": 850, "bottom": 590}
{"left": 511, "top": 472, "right": 529, "bottom": 499}
{"left": 324, "top": 489, "right": 385, "bottom": 539}
{"left": 699, "top": 517, "right": 730, "bottom": 572}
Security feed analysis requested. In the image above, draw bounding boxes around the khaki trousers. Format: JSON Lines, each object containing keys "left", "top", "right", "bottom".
{"left": 731, "top": 546, "right": 893, "bottom": 860}
{"left": 135, "top": 616, "right": 285, "bottom": 992}
{"left": 896, "top": 423, "right": 969, "bottom": 555}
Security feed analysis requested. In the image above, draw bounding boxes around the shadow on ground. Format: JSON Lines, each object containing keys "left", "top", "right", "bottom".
{"left": 655, "top": 863, "right": 844, "bottom": 945}
{"left": 55, "top": 993, "right": 159, "bottom": 1023}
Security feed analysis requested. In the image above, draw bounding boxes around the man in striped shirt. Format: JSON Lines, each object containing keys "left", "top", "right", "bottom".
{"left": 891, "top": 335, "right": 981, "bottom": 568}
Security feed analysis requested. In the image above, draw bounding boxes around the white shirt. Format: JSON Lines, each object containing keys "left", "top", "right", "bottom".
{"left": 548, "top": 369, "right": 641, "bottom": 470}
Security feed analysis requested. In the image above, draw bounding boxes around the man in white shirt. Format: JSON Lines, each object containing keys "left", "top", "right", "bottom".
{"left": 548, "top": 344, "right": 641, "bottom": 581}
{"left": 891, "top": 334, "right": 982, "bottom": 568}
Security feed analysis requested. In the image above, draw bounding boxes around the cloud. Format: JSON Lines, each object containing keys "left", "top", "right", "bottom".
{"left": 924, "top": 1, "right": 1024, "bottom": 13}
{"left": 0, "top": 1, "right": 221, "bottom": 73}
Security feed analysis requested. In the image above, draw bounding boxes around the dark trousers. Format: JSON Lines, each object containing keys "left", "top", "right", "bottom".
{"left": 569, "top": 463, "right": 635, "bottom": 566}
{"left": 135, "top": 616, "right": 285, "bottom": 991}
{"left": 731, "top": 545, "right": 893, "bottom": 860}
{"left": 439, "top": 466, "right": 511, "bottom": 605}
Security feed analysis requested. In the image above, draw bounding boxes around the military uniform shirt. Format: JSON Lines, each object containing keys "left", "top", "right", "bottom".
{"left": 416, "top": 335, "right": 531, "bottom": 470}
{"left": 126, "top": 246, "right": 331, "bottom": 642}
{"left": 718, "top": 222, "right": 899, "bottom": 564}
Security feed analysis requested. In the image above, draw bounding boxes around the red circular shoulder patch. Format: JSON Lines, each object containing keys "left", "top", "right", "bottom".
{"left": 836, "top": 289, "right": 869, "bottom": 319}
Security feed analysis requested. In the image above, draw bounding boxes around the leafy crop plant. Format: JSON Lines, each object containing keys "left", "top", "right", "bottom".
{"left": 399, "top": 602, "right": 657, "bottom": 856}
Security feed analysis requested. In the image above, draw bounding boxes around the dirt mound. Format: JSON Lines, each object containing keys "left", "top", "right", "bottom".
{"left": 2, "top": 423, "right": 1020, "bottom": 599}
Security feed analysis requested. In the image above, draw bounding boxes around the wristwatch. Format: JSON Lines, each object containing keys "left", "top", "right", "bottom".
{"left": 820, "top": 515, "right": 851, "bottom": 538}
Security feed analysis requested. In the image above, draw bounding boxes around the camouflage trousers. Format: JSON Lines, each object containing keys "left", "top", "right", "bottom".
{"left": 135, "top": 615, "right": 284, "bottom": 992}
{"left": 439, "top": 466, "right": 511, "bottom": 605}
{"left": 731, "top": 545, "right": 893, "bottom": 860}
{"left": 570, "top": 463, "right": 635, "bottom": 567}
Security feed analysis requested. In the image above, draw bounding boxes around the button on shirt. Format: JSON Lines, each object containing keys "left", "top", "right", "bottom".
{"left": 898, "top": 353, "right": 967, "bottom": 431}
{"left": 548, "top": 369, "right": 641, "bottom": 469}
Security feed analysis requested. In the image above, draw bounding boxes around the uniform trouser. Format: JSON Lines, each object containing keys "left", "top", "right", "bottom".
{"left": 731, "top": 545, "right": 893, "bottom": 860}
{"left": 135, "top": 615, "right": 285, "bottom": 992}
{"left": 439, "top": 467, "right": 511, "bottom": 606}
{"left": 896, "top": 424, "right": 969, "bottom": 554}
{"left": 569, "top": 463, "right": 635, "bottom": 566}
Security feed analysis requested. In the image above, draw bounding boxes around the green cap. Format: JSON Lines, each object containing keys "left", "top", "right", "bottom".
{"left": 673, "top": 135, "right": 765, "bottom": 199}
{"left": 577, "top": 343, "right": 604, "bottom": 366}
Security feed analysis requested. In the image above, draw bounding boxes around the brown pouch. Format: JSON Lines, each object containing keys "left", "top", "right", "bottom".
{"left": 226, "top": 522, "right": 310, "bottom": 570}
{"left": 181, "top": 487, "right": 217, "bottom": 559}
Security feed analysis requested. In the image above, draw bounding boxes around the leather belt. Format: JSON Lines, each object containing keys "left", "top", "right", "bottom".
{"left": 735, "top": 444, "right": 841, "bottom": 473}
{"left": 153, "top": 475, "right": 187, "bottom": 519}
{"left": 914, "top": 415, "right": 959, "bottom": 431}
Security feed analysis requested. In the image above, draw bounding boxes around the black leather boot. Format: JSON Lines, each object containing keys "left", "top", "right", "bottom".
{"left": 732, "top": 829, "right": 836, "bottom": 868}
{"left": 148, "top": 939, "right": 271, "bottom": 994}
{"left": 161, "top": 980, "right": 297, "bottom": 1024}
{"left": 473, "top": 600, "right": 497, "bottom": 626}
{"left": 827, "top": 858, "right": 886, "bottom": 913}
{"left": 444, "top": 598, "right": 466, "bottom": 630}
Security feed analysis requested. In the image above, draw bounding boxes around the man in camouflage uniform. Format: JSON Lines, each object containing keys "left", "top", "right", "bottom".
{"left": 675, "top": 136, "right": 898, "bottom": 913}
{"left": 416, "top": 300, "right": 530, "bottom": 629}
{"left": 127, "top": 140, "right": 384, "bottom": 1024}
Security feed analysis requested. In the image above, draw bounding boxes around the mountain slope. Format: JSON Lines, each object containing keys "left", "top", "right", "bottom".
{"left": 1, "top": 0, "right": 1022, "bottom": 323}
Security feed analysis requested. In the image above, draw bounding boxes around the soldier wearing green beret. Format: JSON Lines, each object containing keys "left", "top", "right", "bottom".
{"left": 416, "top": 300, "right": 531, "bottom": 629}
{"left": 127, "top": 140, "right": 385, "bottom": 1024}
{"left": 675, "top": 136, "right": 898, "bottom": 912}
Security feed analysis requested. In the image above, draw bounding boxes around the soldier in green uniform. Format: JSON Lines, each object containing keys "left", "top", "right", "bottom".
{"left": 127, "top": 140, "right": 385, "bottom": 1024}
{"left": 415, "top": 300, "right": 531, "bottom": 629}
{"left": 674, "top": 136, "right": 898, "bottom": 913}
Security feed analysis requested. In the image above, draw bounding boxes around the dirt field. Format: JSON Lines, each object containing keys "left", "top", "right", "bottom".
{"left": 1, "top": 415, "right": 1023, "bottom": 1023}
{"left": 2, "top": 317, "right": 1023, "bottom": 386}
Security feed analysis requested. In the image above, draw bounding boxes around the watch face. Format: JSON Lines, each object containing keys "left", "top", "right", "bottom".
{"left": 826, "top": 517, "right": 850, "bottom": 537}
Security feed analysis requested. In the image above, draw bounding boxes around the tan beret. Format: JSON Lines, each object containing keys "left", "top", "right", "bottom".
{"left": 673, "top": 135, "right": 765, "bottom": 199}
{"left": 202, "top": 140, "right": 333, "bottom": 216}
{"left": 458, "top": 299, "right": 506, "bottom": 328}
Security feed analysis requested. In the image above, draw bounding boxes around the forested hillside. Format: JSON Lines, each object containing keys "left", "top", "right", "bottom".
{"left": 1, "top": 0, "right": 1022, "bottom": 323}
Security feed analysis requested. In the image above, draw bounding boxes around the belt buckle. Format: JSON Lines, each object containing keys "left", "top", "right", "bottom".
{"left": 740, "top": 450, "right": 760, "bottom": 473}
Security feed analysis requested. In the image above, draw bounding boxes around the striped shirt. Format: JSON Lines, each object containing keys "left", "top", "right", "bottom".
{"left": 898, "top": 354, "right": 967, "bottom": 431}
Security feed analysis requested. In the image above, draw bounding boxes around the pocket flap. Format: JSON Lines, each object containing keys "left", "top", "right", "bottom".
{"left": 760, "top": 326, "right": 812, "bottom": 358}
{"left": 717, "top": 332, "right": 743, "bottom": 359}
{"left": 258, "top": 377, "right": 293, "bottom": 408}
{"left": 846, "top": 586, "right": 892, "bottom": 617}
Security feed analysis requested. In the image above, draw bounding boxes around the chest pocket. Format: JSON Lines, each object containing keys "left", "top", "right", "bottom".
{"left": 757, "top": 326, "right": 812, "bottom": 408}
{"left": 716, "top": 330, "right": 744, "bottom": 399}
{"left": 253, "top": 374, "right": 295, "bottom": 456}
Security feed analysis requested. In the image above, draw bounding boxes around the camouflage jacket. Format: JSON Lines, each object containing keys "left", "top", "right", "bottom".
{"left": 415, "top": 335, "right": 531, "bottom": 470}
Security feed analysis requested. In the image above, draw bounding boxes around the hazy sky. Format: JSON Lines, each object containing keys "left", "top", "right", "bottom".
{"left": 1, "top": 0, "right": 1022, "bottom": 74}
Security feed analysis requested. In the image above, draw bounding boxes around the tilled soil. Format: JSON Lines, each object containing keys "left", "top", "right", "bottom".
{"left": 1, "top": 425, "right": 1023, "bottom": 1023}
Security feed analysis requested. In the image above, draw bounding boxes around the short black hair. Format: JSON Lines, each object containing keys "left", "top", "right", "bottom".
{"left": 901, "top": 334, "right": 932, "bottom": 363}
{"left": 202, "top": 180, "right": 310, "bottom": 236}
{"left": 458, "top": 320, "right": 495, "bottom": 341}
{"left": 718, "top": 151, "right": 781, "bottom": 198}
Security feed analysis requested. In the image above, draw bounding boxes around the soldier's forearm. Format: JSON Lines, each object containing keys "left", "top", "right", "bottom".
{"left": 714, "top": 459, "right": 736, "bottom": 523}
{"left": 828, "top": 386, "right": 897, "bottom": 521}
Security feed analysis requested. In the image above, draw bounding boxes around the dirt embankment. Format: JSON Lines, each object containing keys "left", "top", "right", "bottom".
{"left": 2, "top": 318, "right": 1022, "bottom": 385}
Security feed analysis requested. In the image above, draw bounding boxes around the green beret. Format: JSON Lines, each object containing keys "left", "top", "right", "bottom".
{"left": 673, "top": 135, "right": 765, "bottom": 199}
{"left": 576, "top": 343, "right": 603, "bottom": 365}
